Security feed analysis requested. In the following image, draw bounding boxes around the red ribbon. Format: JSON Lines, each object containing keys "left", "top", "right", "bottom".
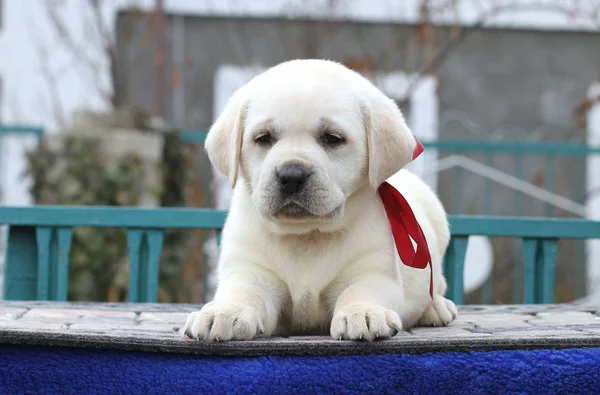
{"left": 377, "top": 136, "right": 433, "bottom": 298}
{"left": 411, "top": 137, "right": 425, "bottom": 161}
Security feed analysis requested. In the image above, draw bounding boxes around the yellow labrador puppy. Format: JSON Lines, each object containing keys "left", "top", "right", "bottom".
{"left": 184, "top": 59, "right": 457, "bottom": 341}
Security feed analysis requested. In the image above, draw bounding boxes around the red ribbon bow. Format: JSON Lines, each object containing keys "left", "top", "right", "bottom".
{"left": 377, "top": 137, "right": 433, "bottom": 298}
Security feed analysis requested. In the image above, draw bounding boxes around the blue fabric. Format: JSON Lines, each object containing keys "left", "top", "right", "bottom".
{"left": 1, "top": 345, "right": 600, "bottom": 394}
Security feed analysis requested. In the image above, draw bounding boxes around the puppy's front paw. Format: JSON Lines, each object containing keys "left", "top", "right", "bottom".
{"left": 331, "top": 302, "right": 402, "bottom": 341}
{"left": 183, "top": 302, "right": 264, "bottom": 341}
{"left": 417, "top": 295, "right": 458, "bottom": 327}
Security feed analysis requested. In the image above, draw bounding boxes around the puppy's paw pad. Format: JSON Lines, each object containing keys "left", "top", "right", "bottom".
{"left": 183, "top": 303, "right": 264, "bottom": 341}
{"left": 418, "top": 295, "right": 458, "bottom": 327}
{"left": 331, "top": 303, "right": 402, "bottom": 341}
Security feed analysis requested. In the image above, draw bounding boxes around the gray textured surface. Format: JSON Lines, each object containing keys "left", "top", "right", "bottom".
{"left": 2, "top": 302, "right": 600, "bottom": 356}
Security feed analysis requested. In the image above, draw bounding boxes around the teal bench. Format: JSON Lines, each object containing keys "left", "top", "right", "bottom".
{"left": 2, "top": 206, "right": 600, "bottom": 305}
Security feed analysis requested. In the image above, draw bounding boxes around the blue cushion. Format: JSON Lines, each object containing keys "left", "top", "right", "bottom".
{"left": 1, "top": 345, "right": 599, "bottom": 394}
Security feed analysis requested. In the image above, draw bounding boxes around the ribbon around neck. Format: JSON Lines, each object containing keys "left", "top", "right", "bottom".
{"left": 377, "top": 136, "right": 433, "bottom": 298}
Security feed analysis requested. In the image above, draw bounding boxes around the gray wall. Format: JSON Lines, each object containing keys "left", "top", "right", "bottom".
{"left": 116, "top": 13, "right": 599, "bottom": 137}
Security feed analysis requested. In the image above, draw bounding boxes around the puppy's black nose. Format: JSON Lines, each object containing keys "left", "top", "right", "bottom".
{"left": 278, "top": 163, "right": 311, "bottom": 195}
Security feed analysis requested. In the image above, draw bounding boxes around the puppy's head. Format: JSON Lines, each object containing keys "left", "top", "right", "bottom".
{"left": 206, "top": 59, "right": 418, "bottom": 233}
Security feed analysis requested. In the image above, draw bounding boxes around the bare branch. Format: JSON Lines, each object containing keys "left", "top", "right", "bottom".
{"left": 87, "top": 0, "right": 122, "bottom": 107}
{"left": 44, "top": 2, "right": 99, "bottom": 75}
{"left": 87, "top": 0, "right": 115, "bottom": 51}
{"left": 43, "top": 1, "right": 110, "bottom": 104}
{"left": 404, "top": 1, "right": 600, "bottom": 98}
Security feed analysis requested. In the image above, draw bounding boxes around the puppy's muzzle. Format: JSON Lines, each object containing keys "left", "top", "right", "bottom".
{"left": 277, "top": 162, "right": 313, "bottom": 196}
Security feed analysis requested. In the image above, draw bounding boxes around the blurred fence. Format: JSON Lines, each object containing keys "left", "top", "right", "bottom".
{"left": 426, "top": 139, "right": 599, "bottom": 303}
{"left": 423, "top": 110, "right": 598, "bottom": 304}
{"left": 4, "top": 206, "right": 600, "bottom": 306}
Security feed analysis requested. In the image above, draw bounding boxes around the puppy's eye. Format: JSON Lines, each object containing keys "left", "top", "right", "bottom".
{"left": 255, "top": 132, "right": 274, "bottom": 146}
{"left": 321, "top": 132, "right": 345, "bottom": 147}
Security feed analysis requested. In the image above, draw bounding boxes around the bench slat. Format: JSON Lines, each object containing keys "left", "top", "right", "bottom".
{"left": 127, "top": 229, "right": 164, "bottom": 303}
{"left": 35, "top": 227, "right": 72, "bottom": 301}
{"left": 539, "top": 239, "right": 558, "bottom": 304}
{"left": 4, "top": 227, "right": 38, "bottom": 300}
{"left": 523, "top": 238, "right": 559, "bottom": 304}
{"left": 443, "top": 236, "right": 469, "bottom": 305}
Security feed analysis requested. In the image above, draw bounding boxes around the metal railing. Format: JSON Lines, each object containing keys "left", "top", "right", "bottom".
{"left": 0, "top": 125, "right": 44, "bottom": 138}
{"left": 424, "top": 138, "right": 599, "bottom": 303}
{"left": 1, "top": 205, "right": 600, "bottom": 305}
{"left": 1, "top": 206, "right": 225, "bottom": 303}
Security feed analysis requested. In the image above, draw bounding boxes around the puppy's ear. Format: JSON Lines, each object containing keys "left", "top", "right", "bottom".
{"left": 363, "top": 94, "right": 418, "bottom": 189}
{"left": 205, "top": 88, "right": 248, "bottom": 188}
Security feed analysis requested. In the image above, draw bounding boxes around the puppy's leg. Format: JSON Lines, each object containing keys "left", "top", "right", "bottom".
{"left": 330, "top": 274, "right": 403, "bottom": 341}
{"left": 417, "top": 277, "right": 458, "bottom": 327}
{"left": 184, "top": 269, "right": 284, "bottom": 341}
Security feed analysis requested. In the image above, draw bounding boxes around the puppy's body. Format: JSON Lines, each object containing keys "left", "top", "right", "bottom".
{"left": 220, "top": 169, "right": 449, "bottom": 336}
{"left": 184, "top": 59, "right": 457, "bottom": 341}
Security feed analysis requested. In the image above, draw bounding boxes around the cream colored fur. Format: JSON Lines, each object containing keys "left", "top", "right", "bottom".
{"left": 184, "top": 59, "right": 457, "bottom": 341}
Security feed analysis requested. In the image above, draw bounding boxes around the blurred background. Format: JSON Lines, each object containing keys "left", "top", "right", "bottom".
{"left": 0, "top": 0, "right": 599, "bottom": 305}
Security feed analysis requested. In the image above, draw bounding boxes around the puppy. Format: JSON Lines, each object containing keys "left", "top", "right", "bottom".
{"left": 184, "top": 59, "right": 457, "bottom": 341}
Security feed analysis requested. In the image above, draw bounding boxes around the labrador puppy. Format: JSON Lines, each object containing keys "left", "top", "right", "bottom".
{"left": 184, "top": 59, "right": 457, "bottom": 341}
